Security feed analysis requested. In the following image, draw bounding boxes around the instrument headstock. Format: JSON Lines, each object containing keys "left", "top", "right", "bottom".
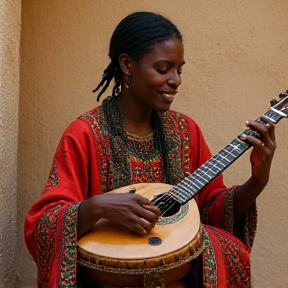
{"left": 238, "top": 90, "right": 288, "bottom": 141}
{"left": 270, "top": 90, "right": 288, "bottom": 117}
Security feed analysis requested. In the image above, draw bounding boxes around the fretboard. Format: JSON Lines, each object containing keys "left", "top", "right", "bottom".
{"left": 167, "top": 137, "right": 249, "bottom": 204}
{"left": 166, "top": 107, "right": 286, "bottom": 205}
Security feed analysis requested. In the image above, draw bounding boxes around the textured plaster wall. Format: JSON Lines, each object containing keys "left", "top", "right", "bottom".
{"left": 18, "top": 1, "right": 288, "bottom": 287}
{"left": 0, "top": 0, "right": 21, "bottom": 287}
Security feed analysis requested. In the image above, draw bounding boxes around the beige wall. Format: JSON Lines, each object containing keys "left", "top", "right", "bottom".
{"left": 18, "top": 1, "right": 288, "bottom": 287}
{"left": 0, "top": 0, "right": 21, "bottom": 287}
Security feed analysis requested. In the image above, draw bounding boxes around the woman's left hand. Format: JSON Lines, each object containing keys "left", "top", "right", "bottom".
{"left": 241, "top": 120, "right": 276, "bottom": 186}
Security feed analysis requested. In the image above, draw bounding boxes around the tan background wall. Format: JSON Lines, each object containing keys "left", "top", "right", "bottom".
{"left": 0, "top": 0, "right": 21, "bottom": 287}
{"left": 18, "top": 1, "right": 288, "bottom": 287}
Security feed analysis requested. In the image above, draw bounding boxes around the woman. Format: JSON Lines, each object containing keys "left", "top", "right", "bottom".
{"left": 25, "top": 11, "right": 276, "bottom": 287}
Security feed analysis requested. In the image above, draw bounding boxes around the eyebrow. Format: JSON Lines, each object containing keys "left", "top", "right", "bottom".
{"left": 155, "top": 60, "right": 186, "bottom": 66}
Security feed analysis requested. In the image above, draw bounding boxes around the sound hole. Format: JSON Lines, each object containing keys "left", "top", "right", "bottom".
{"left": 154, "top": 194, "right": 181, "bottom": 217}
{"left": 162, "top": 201, "right": 181, "bottom": 217}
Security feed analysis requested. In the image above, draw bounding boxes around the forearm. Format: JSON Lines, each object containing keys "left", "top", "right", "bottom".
{"left": 77, "top": 196, "right": 103, "bottom": 239}
{"left": 233, "top": 177, "right": 267, "bottom": 221}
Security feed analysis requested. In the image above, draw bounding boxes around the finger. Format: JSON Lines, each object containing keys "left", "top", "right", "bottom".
{"left": 245, "top": 120, "right": 271, "bottom": 145}
{"left": 138, "top": 217, "right": 157, "bottom": 233}
{"left": 128, "top": 214, "right": 157, "bottom": 235}
{"left": 128, "top": 206, "right": 159, "bottom": 233}
{"left": 134, "top": 195, "right": 161, "bottom": 218}
{"left": 127, "top": 220, "right": 148, "bottom": 236}
{"left": 268, "top": 123, "right": 276, "bottom": 142}
{"left": 134, "top": 194, "right": 154, "bottom": 206}
{"left": 143, "top": 204, "right": 162, "bottom": 216}
{"left": 258, "top": 116, "right": 276, "bottom": 142}
{"left": 246, "top": 120, "right": 268, "bottom": 135}
{"left": 240, "top": 133, "right": 264, "bottom": 149}
{"left": 137, "top": 205, "right": 160, "bottom": 225}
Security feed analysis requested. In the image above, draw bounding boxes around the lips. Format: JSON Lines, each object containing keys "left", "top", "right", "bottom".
{"left": 160, "top": 91, "right": 178, "bottom": 103}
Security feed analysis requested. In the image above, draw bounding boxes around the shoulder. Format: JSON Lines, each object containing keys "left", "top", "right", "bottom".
{"left": 59, "top": 106, "right": 103, "bottom": 140}
{"left": 77, "top": 106, "right": 103, "bottom": 126}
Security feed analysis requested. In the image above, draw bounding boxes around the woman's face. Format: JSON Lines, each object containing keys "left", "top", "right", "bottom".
{"left": 127, "top": 36, "right": 185, "bottom": 113}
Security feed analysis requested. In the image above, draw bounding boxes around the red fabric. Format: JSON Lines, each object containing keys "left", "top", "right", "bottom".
{"left": 184, "top": 115, "right": 227, "bottom": 210}
{"left": 24, "top": 108, "right": 255, "bottom": 287}
{"left": 203, "top": 226, "right": 251, "bottom": 288}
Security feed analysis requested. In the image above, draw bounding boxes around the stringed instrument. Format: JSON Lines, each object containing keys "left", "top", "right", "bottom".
{"left": 77, "top": 92, "right": 288, "bottom": 288}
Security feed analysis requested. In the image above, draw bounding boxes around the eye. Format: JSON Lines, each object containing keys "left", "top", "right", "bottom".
{"left": 156, "top": 68, "right": 168, "bottom": 75}
{"left": 155, "top": 63, "right": 170, "bottom": 75}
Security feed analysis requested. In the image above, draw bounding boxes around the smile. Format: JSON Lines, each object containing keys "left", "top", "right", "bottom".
{"left": 160, "top": 91, "right": 178, "bottom": 102}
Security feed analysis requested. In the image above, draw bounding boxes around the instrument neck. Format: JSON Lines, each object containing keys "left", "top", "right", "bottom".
{"left": 167, "top": 107, "right": 286, "bottom": 205}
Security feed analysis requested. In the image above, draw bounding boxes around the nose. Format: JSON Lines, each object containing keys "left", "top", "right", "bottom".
{"left": 167, "top": 71, "right": 181, "bottom": 87}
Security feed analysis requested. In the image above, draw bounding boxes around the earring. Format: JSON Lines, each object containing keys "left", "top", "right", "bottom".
{"left": 126, "top": 74, "right": 131, "bottom": 89}
{"left": 114, "top": 85, "right": 121, "bottom": 97}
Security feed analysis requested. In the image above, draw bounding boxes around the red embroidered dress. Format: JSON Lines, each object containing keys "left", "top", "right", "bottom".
{"left": 25, "top": 101, "right": 256, "bottom": 288}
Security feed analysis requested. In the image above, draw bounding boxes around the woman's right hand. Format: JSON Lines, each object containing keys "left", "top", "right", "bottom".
{"left": 91, "top": 192, "right": 161, "bottom": 235}
{"left": 77, "top": 192, "right": 161, "bottom": 239}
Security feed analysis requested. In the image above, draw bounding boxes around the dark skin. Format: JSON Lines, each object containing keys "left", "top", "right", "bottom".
{"left": 77, "top": 35, "right": 276, "bottom": 239}
{"left": 234, "top": 120, "right": 276, "bottom": 220}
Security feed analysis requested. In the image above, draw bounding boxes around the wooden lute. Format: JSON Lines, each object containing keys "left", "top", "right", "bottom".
{"left": 77, "top": 92, "right": 288, "bottom": 287}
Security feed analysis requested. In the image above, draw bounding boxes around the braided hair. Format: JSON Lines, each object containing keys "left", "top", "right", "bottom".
{"left": 93, "top": 11, "right": 182, "bottom": 102}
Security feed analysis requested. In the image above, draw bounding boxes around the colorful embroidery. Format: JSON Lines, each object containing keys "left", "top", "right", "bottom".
{"left": 43, "top": 157, "right": 59, "bottom": 194}
{"left": 60, "top": 203, "right": 79, "bottom": 287}
{"left": 203, "top": 225, "right": 252, "bottom": 287}
{"left": 200, "top": 189, "right": 234, "bottom": 232}
{"left": 35, "top": 204, "right": 62, "bottom": 287}
{"left": 215, "top": 229, "right": 251, "bottom": 288}
{"left": 199, "top": 186, "right": 255, "bottom": 243}
{"left": 202, "top": 229, "right": 218, "bottom": 287}
{"left": 224, "top": 186, "right": 236, "bottom": 234}
{"left": 162, "top": 112, "right": 191, "bottom": 180}
{"left": 127, "top": 132, "right": 163, "bottom": 183}
{"left": 35, "top": 203, "right": 79, "bottom": 287}
{"left": 234, "top": 201, "right": 257, "bottom": 250}
{"left": 79, "top": 105, "right": 191, "bottom": 192}
{"left": 80, "top": 108, "right": 116, "bottom": 192}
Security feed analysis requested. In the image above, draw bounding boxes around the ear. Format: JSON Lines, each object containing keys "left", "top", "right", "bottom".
{"left": 118, "top": 53, "right": 131, "bottom": 75}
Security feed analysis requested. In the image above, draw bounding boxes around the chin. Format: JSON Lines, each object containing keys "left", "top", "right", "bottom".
{"left": 155, "top": 106, "right": 171, "bottom": 113}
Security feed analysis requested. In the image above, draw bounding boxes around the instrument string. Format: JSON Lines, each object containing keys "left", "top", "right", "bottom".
{"left": 155, "top": 192, "right": 178, "bottom": 216}
{"left": 155, "top": 95, "right": 288, "bottom": 218}
{"left": 155, "top": 144, "right": 243, "bottom": 217}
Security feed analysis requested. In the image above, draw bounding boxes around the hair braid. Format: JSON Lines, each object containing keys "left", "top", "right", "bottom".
{"left": 93, "top": 60, "right": 117, "bottom": 102}
{"left": 151, "top": 111, "right": 172, "bottom": 183}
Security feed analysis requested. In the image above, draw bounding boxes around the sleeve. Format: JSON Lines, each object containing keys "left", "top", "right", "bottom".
{"left": 24, "top": 119, "right": 101, "bottom": 288}
{"left": 185, "top": 116, "right": 257, "bottom": 249}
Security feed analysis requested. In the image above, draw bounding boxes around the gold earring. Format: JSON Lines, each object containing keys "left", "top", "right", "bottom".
{"left": 126, "top": 74, "right": 131, "bottom": 89}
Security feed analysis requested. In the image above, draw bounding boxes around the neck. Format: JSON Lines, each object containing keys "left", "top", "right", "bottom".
{"left": 118, "top": 95, "right": 153, "bottom": 136}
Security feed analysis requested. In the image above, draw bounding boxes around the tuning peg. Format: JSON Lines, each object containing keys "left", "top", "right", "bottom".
{"left": 279, "top": 91, "right": 288, "bottom": 99}
{"left": 270, "top": 99, "right": 278, "bottom": 106}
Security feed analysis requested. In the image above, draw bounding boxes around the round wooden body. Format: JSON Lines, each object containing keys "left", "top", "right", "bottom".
{"left": 77, "top": 183, "right": 204, "bottom": 287}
